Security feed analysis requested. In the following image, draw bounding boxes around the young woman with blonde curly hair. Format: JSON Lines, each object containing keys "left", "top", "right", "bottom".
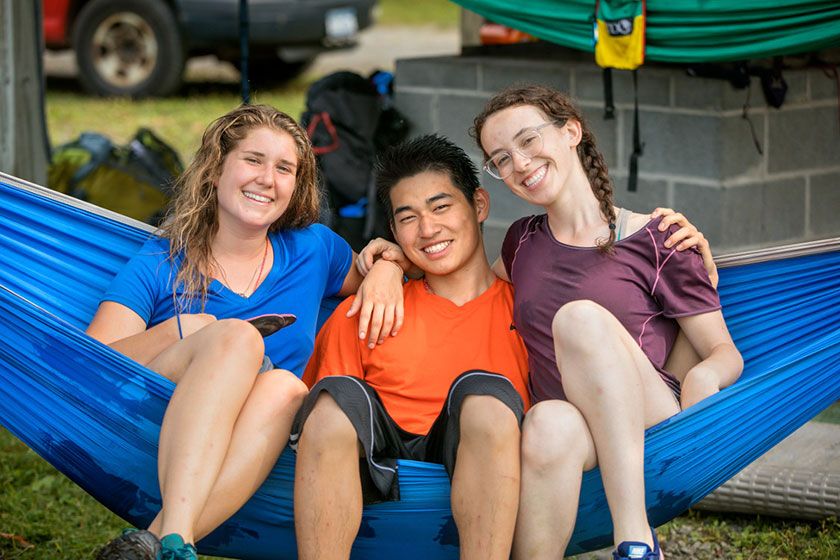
{"left": 86, "top": 104, "right": 403, "bottom": 560}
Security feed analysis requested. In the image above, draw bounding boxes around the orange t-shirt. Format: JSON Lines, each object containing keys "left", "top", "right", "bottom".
{"left": 303, "top": 279, "right": 530, "bottom": 435}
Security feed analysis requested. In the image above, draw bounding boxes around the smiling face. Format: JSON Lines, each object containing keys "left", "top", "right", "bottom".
{"left": 389, "top": 170, "right": 489, "bottom": 279}
{"left": 480, "top": 104, "right": 582, "bottom": 208}
{"left": 215, "top": 126, "right": 298, "bottom": 233}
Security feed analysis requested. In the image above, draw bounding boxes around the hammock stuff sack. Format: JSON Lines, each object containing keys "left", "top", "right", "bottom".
{"left": 0, "top": 171, "right": 839, "bottom": 558}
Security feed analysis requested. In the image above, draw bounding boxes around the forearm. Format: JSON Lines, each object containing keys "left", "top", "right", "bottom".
{"left": 103, "top": 317, "right": 181, "bottom": 366}
{"left": 680, "top": 343, "right": 743, "bottom": 409}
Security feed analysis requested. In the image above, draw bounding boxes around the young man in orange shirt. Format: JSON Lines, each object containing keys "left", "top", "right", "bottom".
{"left": 291, "top": 134, "right": 530, "bottom": 560}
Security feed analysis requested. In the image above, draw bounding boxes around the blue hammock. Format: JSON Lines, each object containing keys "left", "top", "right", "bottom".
{"left": 1, "top": 172, "right": 838, "bottom": 559}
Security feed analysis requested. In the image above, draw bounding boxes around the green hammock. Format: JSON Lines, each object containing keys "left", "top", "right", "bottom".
{"left": 454, "top": 0, "right": 840, "bottom": 62}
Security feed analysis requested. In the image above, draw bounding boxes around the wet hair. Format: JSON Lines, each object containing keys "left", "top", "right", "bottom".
{"left": 472, "top": 84, "right": 617, "bottom": 253}
{"left": 159, "top": 103, "right": 320, "bottom": 309}
{"left": 375, "top": 133, "right": 481, "bottom": 223}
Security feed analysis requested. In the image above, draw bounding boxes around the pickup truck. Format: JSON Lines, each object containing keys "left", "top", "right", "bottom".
{"left": 42, "top": 0, "right": 377, "bottom": 97}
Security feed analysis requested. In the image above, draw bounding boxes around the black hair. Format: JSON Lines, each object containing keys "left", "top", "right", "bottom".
{"left": 375, "top": 134, "right": 481, "bottom": 223}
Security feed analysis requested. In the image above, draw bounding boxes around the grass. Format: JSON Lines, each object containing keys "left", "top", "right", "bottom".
{"left": 46, "top": 83, "right": 309, "bottom": 166}
{"left": 377, "top": 0, "right": 459, "bottom": 27}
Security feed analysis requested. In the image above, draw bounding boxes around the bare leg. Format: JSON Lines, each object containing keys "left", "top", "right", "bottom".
{"left": 451, "top": 395, "right": 520, "bottom": 560}
{"left": 148, "top": 369, "right": 307, "bottom": 540}
{"left": 513, "top": 400, "right": 596, "bottom": 560}
{"left": 294, "top": 393, "right": 363, "bottom": 560}
{"left": 552, "top": 301, "right": 679, "bottom": 548}
{"left": 147, "top": 319, "right": 265, "bottom": 544}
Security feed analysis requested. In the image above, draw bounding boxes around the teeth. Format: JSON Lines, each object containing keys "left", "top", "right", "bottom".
{"left": 423, "top": 241, "right": 450, "bottom": 254}
{"left": 243, "top": 191, "right": 272, "bottom": 203}
{"left": 524, "top": 166, "right": 546, "bottom": 187}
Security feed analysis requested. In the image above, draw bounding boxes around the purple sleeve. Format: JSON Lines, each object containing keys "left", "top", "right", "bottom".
{"left": 647, "top": 221, "right": 721, "bottom": 318}
{"left": 501, "top": 216, "right": 535, "bottom": 278}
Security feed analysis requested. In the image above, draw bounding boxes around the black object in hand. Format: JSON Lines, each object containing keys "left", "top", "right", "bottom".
{"left": 247, "top": 314, "right": 296, "bottom": 337}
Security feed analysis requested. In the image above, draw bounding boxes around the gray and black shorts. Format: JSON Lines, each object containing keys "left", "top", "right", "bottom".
{"left": 289, "top": 370, "right": 524, "bottom": 504}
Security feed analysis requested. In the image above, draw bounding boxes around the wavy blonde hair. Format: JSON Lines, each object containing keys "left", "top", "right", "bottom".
{"left": 159, "top": 104, "right": 320, "bottom": 309}
{"left": 472, "top": 85, "right": 617, "bottom": 253}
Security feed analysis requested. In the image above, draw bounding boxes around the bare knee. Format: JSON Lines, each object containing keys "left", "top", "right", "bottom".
{"left": 459, "top": 395, "right": 520, "bottom": 447}
{"left": 257, "top": 370, "right": 308, "bottom": 412}
{"left": 552, "top": 300, "right": 612, "bottom": 350}
{"left": 205, "top": 318, "right": 265, "bottom": 363}
{"left": 521, "top": 400, "right": 594, "bottom": 474}
{"left": 300, "top": 392, "right": 358, "bottom": 453}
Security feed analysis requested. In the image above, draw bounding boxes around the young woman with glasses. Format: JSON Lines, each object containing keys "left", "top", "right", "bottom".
{"left": 470, "top": 85, "right": 743, "bottom": 559}
{"left": 360, "top": 85, "right": 742, "bottom": 559}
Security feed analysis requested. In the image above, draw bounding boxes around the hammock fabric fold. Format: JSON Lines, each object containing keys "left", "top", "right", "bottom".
{"left": 1, "top": 172, "right": 839, "bottom": 558}
{"left": 454, "top": 0, "right": 840, "bottom": 63}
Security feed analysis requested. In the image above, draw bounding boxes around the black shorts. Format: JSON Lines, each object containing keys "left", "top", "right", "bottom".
{"left": 290, "top": 370, "right": 524, "bottom": 504}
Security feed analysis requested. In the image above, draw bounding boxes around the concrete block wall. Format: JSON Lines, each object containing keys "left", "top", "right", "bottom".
{"left": 394, "top": 55, "right": 840, "bottom": 257}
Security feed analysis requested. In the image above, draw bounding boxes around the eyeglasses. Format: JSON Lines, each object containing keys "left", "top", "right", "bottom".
{"left": 483, "top": 121, "right": 561, "bottom": 180}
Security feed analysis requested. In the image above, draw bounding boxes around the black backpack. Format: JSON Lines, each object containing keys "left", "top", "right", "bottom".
{"left": 301, "top": 71, "right": 410, "bottom": 250}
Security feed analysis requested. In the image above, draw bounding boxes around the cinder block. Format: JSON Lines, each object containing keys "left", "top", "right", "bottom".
{"left": 574, "top": 67, "right": 670, "bottom": 106}
{"left": 481, "top": 59, "right": 570, "bottom": 94}
{"left": 394, "top": 91, "right": 436, "bottom": 136}
{"left": 760, "top": 177, "right": 806, "bottom": 244}
{"left": 481, "top": 170, "right": 538, "bottom": 223}
{"left": 437, "top": 93, "right": 491, "bottom": 151}
{"left": 781, "top": 70, "right": 808, "bottom": 104}
{"left": 721, "top": 114, "right": 765, "bottom": 180}
{"left": 808, "top": 69, "right": 838, "bottom": 101}
{"left": 622, "top": 110, "right": 722, "bottom": 180}
{"left": 611, "top": 177, "right": 670, "bottom": 216}
{"left": 810, "top": 172, "right": 840, "bottom": 237}
{"left": 672, "top": 183, "right": 727, "bottom": 248}
{"left": 585, "top": 110, "right": 619, "bottom": 170}
{"left": 672, "top": 73, "right": 749, "bottom": 112}
{"left": 482, "top": 219, "right": 512, "bottom": 262}
{"left": 768, "top": 107, "right": 840, "bottom": 173}
{"left": 395, "top": 57, "right": 479, "bottom": 90}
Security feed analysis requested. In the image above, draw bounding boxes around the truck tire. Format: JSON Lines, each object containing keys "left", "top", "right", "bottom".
{"left": 72, "top": 0, "right": 185, "bottom": 97}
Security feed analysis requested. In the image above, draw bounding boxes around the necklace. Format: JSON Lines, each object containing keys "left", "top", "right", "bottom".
{"left": 218, "top": 237, "right": 269, "bottom": 298}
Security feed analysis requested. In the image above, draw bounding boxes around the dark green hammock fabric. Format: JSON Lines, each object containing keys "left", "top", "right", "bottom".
{"left": 454, "top": 0, "right": 840, "bottom": 62}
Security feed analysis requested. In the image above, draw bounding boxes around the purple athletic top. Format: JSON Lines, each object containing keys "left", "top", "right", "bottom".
{"left": 501, "top": 214, "right": 721, "bottom": 403}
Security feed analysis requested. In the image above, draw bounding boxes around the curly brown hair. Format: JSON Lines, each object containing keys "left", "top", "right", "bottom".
{"left": 159, "top": 104, "right": 321, "bottom": 309}
{"left": 472, "top": 84, "right": 617, "bottom": 253}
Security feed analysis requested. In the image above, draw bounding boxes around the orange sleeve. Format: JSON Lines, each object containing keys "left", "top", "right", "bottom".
{"left": 301, "top": 296, "right": 366, "bottom": 388}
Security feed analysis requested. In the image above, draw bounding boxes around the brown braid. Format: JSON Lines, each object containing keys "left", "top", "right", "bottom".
{"left": 472, "top": 84, "right": 617, "bottom": 253}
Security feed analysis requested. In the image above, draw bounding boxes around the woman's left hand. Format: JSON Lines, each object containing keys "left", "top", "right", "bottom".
{"left": 651, "top": 207, "right": 718, "bottom": 288}
{"left": 346, "top": 259, "right": 405, "bottom": 348}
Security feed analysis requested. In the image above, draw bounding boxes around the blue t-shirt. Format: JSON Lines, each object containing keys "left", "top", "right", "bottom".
{"left": 103, "top": 224, "right": 353, "bottom": 377}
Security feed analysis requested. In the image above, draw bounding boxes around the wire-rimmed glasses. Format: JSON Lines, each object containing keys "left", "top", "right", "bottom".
{"left": 483, "top": 121, "right": 560, "bottom": 180}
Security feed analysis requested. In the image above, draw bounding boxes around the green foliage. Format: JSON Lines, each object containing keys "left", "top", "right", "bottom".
{"left": 377, "top": 0, "right": 459, "bottom": 27}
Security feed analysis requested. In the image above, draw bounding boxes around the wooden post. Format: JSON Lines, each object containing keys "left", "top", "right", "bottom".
{"left": 0, "top": 1, "right": 50, "bottom": 185}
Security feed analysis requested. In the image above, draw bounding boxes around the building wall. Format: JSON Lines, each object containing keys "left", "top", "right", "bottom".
{"left": 394, "top": 55, "right": 840, "bottom": 257}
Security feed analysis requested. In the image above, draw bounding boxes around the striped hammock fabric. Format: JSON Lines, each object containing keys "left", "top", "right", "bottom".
{"left": 0, "top": 171, "right": 838, "bottom": 558}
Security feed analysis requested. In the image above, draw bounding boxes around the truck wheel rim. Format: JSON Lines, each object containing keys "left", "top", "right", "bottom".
{"left": 90, "top": 12, "right": 158, "bottom": 89}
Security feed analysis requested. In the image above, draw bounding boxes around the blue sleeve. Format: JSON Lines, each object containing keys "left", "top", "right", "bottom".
{"left": 101, "top": 238, "right": 169, "bottom": 324}
{"left": 311, "top": 224, "right": 353, "bottom": 297}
